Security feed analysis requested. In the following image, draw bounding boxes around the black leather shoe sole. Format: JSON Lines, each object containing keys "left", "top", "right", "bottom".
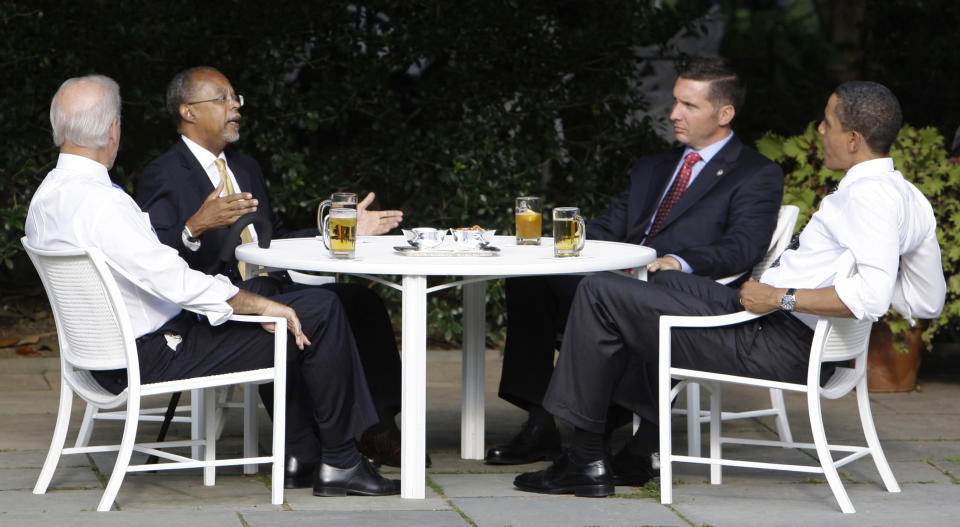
{"left": 485, "top": 447, "right": 561, "bottom": 465}
{"left": 514, "top": 479, "right": 614, "bottom": 497}
{"left": 312, "top": 484, "right": 399, "bottom": 497}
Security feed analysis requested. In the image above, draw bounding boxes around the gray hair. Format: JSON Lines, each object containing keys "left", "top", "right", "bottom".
{"left": 166, "top": 66, "right": 220, "bottom": 128}
{"left": 50, "top": 75, "right": 122, "bottom": 148}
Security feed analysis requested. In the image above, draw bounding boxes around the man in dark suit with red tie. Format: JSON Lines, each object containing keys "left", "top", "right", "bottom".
{"left": 486, "top": 57, "right": 785, "bottom": 486}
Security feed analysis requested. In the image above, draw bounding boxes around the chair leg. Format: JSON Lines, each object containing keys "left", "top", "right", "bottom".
{"left": 146, "top": 392, "right": 182, "bottom": 465}
{"left": 97, "top": 395, "right": 141, "bottom": 512}
{"left": 686, "top": 383, "right": 701, "bottom": 457}
{"left": 204, "top": 387, "right": 216, "bottom": 486}
{"left": 75, "top": 403, "right": 98, "bottom": 448}
{"left": 191, "top": 388, "right": 203, "bottom": 460}
{"left": 769, "top": 388, "right": 793, "bottom": 445}
{"left": 855, "top": 380, "right": 900, "bottom": 493}
{"left": 709, "top": 383, "right": 722, "bottom": 485}
{"left": 242, "top": 383, "right": 259, "bottom": 475}
{"left": 807, "top": 389, "right": 855, "bottom": 513}
{"left": 34, "top": 380, "right": 75, "bottom": 495}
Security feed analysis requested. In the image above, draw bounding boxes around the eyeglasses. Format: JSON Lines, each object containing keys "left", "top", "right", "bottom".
{"left": 185, "top": 94, "right": 244, "bottom": 107}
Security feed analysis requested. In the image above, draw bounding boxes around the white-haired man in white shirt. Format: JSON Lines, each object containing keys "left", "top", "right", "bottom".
{"left": 26, "top": 74, "right": 400, "bottom": 497}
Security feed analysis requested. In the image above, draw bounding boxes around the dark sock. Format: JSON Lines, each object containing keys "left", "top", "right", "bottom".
{"left": 528, "top": 404, "right": 556, "bottom": 429}
{"left": 604, "top": 405, "right": 632, "bottom": 441}
{"left": 626, "top": 419, "right": 659, "bottom": 456}
{"left": 570, "top": 427, "right": 604, "bottom": 462}
{"left": 321, "top": 440, "right": 363, "bottom": 469}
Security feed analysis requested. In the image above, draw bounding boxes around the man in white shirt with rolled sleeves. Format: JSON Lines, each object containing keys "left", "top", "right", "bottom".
{"left": 27, "top": 74, "right": 400, "bottom": 497}
{"left": 514, "top": 80, "right": 946, "bottom": 497}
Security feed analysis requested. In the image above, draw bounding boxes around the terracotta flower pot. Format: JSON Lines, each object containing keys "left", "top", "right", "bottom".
{"left": 866, "top": 321, "right": 924, "bottom": 392}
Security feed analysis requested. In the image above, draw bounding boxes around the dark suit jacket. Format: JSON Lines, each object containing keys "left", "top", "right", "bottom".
{"left": 135, "top": 139, "right": 289, "bottom": 279}
{"left": 586, "top": 135, "right": 784, "bottom": 280}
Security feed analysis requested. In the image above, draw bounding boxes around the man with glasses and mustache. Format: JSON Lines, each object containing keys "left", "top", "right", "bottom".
{"left": 135, "top": 67, "right": 415, "bottom": 489}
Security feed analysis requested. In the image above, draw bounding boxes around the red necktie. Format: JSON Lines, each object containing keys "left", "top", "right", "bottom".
{"left": 644, "top": 152, "right": 701, "bottom": 244}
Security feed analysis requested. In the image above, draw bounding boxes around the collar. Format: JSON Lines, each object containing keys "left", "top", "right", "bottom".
{"left": 838, "top": 157, "right": 896, "bottom": 190}
{"left": 682, "top": 131, "right": 735, "bottom": 165}
{"left": 56, "top": 153, "right": 111, "bottom": 183}
{"left": 181, "top": 135, "right": 226, "bottom": 171}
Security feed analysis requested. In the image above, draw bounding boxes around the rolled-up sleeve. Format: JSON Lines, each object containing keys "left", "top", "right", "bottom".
{"left": 832, "top": 187, "right": 900, "bottom": 321}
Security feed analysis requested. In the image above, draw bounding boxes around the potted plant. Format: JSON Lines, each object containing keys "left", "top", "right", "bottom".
{"left": 756, "top": 123, "right": 960, "bottom": 391}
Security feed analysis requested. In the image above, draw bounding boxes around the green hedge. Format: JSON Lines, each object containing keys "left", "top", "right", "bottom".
{"left": 1, "top": 1, "right": 699, "bottom": 344}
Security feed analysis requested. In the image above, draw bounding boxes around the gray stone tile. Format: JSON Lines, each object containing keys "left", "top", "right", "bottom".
{"left": 0, "top": 466, "right": 100, "bottom": 491}
{"left": 453, "top": 496, "right": 683, "bottom": 527}
{"left": 244, "top": 510, "right": 468, "bottom": 527}
{"left": 670, "top": 479, "right": 960, "bottom": 527}
{"left": 284, "top": 486, "right": 448, "bottom": 511}
{"left": 1, "top": 509, "right": 243, "bottom": 526}
{"left": 0, "top": 487, "right": 107, "bottom": 514}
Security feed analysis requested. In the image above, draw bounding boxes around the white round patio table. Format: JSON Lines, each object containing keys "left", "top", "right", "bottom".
{"left": 236, "top": 235, "right": 656, "bottom": 498}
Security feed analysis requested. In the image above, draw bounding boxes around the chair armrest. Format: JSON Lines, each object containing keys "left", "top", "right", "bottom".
{"left": 660, "top": 309, "right": 772, "bottom": 330}
{"left": 287, "top": 270, "right": 336, "bottom": 286}
{"left": 714, "top": 270, "right": 746, "bottom": 285}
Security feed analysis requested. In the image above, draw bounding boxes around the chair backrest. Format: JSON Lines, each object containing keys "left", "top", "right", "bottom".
{"left": 751, "top": 205, "right": 800, "bottom": 279}
{"left": 21, "top": 237, "right": 136, "bottom": 374}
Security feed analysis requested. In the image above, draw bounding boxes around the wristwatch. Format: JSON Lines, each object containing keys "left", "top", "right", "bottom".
{"left": 779, "top": 288, "right": 797, "bottom": 312}
{"left": 182, "top": 224, "right": 200, "bottom": 244}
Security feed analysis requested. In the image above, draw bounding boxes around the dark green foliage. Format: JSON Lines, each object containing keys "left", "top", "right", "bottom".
{"left": 0, "top": 1, "right": 691, "bottom": 344}
{"left": 757, "top": 123, "right": 960, "bottom": 346}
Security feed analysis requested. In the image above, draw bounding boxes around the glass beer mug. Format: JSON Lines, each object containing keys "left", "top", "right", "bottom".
{"left": 318, "top": 192, "right": 358, "bottom": 259}
{"left": 552, "top": 207, "right": 585, "bottom": 257}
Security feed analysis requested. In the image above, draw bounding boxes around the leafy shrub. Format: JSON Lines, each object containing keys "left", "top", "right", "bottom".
{"left": 756, "top": 123, "right": 960, "bottom": 346}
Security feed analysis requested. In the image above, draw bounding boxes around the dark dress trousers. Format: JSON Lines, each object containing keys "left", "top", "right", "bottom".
{"left": 543, "top": 270, "right": 813, "bottom": 429}
{"left": 498, "top": 136, "right": 785, "bottom": 413}
{"left": 135, "top": 140, "right": 401, "bottom": 420}
{"left": 94, "top": 288, "right": 378, "bottom": 461}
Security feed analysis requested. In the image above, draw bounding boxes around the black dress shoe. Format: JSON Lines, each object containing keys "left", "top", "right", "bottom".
{"left": 485, "top": 420, "right": 561, "bottom": 465}
{"left": 313, "top": 457, "right": 401, "bottom": 497}
{"left": 284, "top": 455, "right": 319, "bottom": 489}
{"left": 514, "top": 451, "right": 613, "bottom": 497}
{"left": 611, "top": 447, "right": 659, "bottom": 487}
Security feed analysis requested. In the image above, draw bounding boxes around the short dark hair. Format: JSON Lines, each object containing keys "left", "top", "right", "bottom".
{"left": 832, "top": 81, "right": 902, "bottom": 155}
{"left": 677, "top": 56, "right": 745, "bottom": 115}
{"left": 166, "top": 66, "right": 220, "bottom": 128}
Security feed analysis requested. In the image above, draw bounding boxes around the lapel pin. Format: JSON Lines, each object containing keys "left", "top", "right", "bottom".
{"left": 716, "top": 169, "right": 724, "bottom": 176}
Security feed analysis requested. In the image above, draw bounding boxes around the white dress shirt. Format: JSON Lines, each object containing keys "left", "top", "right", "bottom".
{"left": 761, "top": 157, "right": 945, "bottom": 328}
{"left": 650, "top": 132, "right": 735, "bottom": 273}
{"left": 179, "top": 135, "right": 259, "bottom": 251}
{"left": 26, "top": 153, "right": 239, "bottom": 338}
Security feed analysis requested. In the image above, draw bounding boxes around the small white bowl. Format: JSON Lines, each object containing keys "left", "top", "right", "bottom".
{"left": 452, "top": 228, "right": 496, "bottom": 249}
{"left": 402, "top": 228, "right": 445, "bottom": 249}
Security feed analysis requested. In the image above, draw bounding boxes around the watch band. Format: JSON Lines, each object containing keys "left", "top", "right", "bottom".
{"left": 780, "top": 288, "right": 797, "bottom": 312}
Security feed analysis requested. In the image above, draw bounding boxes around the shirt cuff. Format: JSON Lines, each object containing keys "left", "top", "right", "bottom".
{"left": 666, "top": 254, "right": 693, "bottom": 274}
{"left": 182, "top": 228, "right": 201, "bottom": 252}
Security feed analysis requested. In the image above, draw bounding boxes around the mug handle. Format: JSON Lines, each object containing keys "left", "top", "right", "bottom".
{"left": 317, "top": 199, "right": 332, "bottom": 233}
{"left": 321, "top": 215, "right": 332, "bottom": 250}
{"left": 574, "top": 215, "right": 586, "bottom": 254}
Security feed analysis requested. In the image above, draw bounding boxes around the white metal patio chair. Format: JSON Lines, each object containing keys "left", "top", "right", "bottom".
{"left": 678, "top": 204, "right": 800, "bottom": 456}
{"left": 23, "top": 237, "right": 287, "bottom": 511}
{"left": 658, "top": 252, "right": 899, "bottom": 513}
